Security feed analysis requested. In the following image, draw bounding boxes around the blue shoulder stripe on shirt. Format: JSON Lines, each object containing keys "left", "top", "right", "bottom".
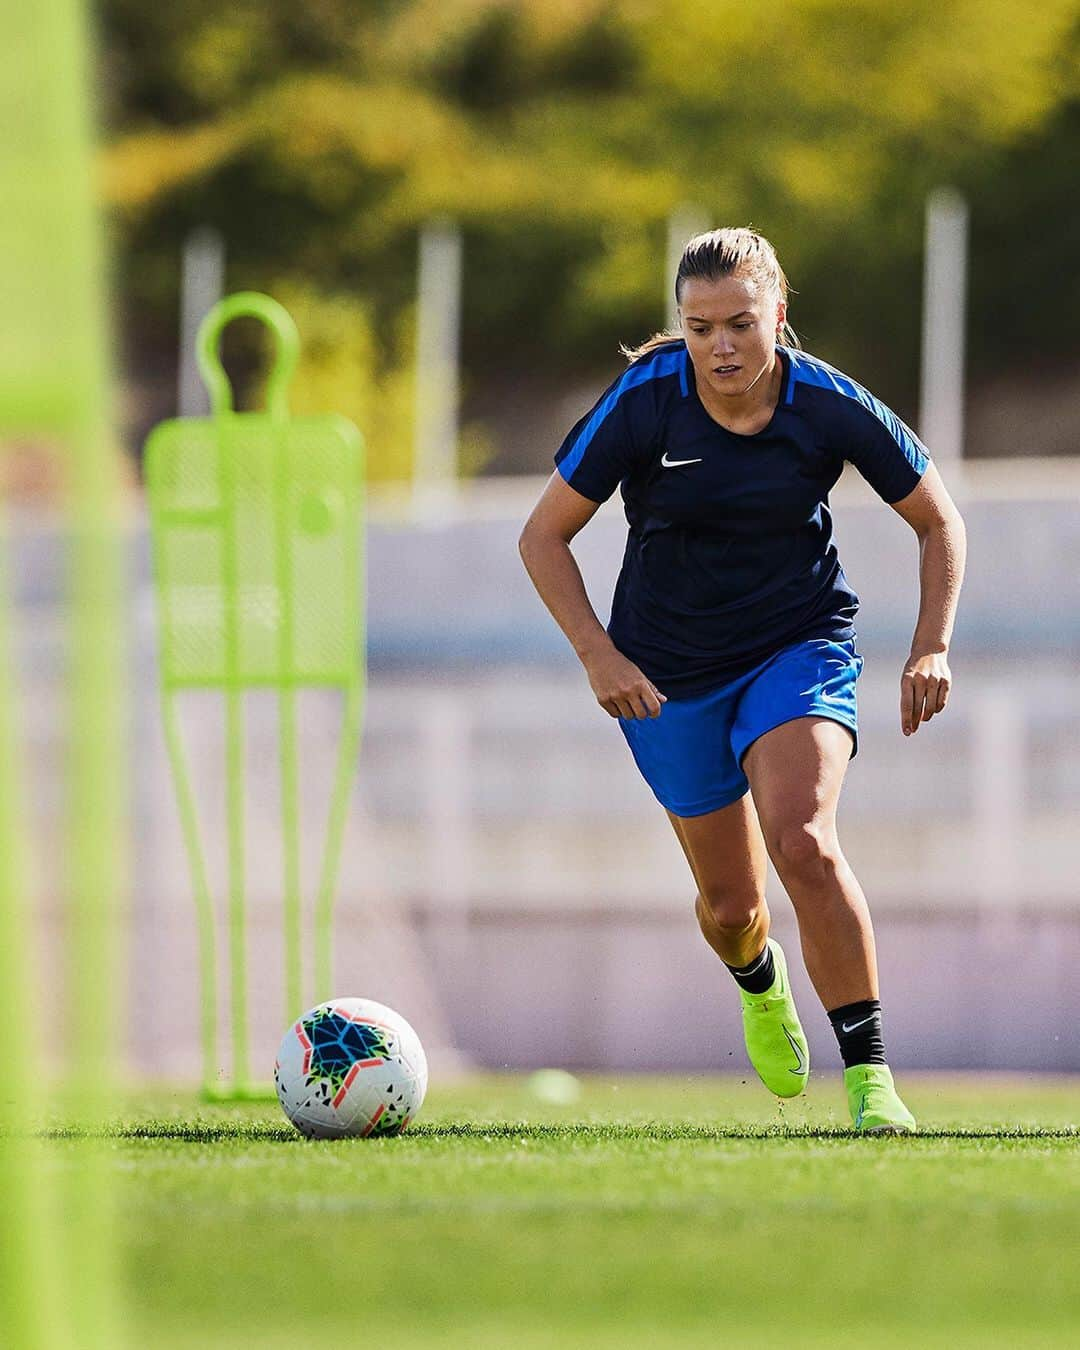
{"left": 783, "top": 347, "right": 929, "bottom": 474}
{"left": 559, "top": 346, "right": 686, "bottom": 483}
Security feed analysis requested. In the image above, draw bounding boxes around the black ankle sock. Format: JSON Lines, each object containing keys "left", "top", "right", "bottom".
{"left": 828, "top": 999, "right": 887, "bottom": 1068}
{"left": 724, "top": 943, "right": 775, "bottom": 995}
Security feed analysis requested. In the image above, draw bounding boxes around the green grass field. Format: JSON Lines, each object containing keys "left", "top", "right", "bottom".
{"left": 43, "top": 1074, "right": 1080, "bottom": 1348}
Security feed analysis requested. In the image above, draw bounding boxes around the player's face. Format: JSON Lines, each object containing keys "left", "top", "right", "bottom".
{"left": 678, "top": 272, "right": 785, "bottom": 403}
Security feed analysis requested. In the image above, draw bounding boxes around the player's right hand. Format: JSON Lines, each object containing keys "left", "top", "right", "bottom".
{"left": 582, "top": 645, "right": 667, "bottom": 720}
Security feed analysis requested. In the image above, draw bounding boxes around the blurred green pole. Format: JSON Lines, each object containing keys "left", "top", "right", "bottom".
{"left": 0, "top": 5, "right": 45, "bottom": 1337}
{"left": 61, "top": 0, "right": 125, "bottom": 1337}
{"left": 0, "top": 558, "right": 59, "bottom": 1349}
{"left": 0, "top": 0, "right": 124, "bottom": 1344}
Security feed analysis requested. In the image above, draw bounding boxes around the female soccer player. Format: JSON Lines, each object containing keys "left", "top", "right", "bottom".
{"left": 519, "top": 227, "right": 966, "bottom": 1132}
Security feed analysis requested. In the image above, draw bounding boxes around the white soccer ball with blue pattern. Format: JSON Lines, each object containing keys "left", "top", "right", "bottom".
{"left": 275, "top": 998, "right": 428, "bottom": 1139}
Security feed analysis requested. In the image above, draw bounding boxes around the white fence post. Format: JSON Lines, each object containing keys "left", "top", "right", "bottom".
{"left": 178, "top": 227, "right": 225, "bottom": 417}
{"left": 919, "top": 187, "right": 968, "bottom": 468}
{"left": 413, "top": 219, "right": 463, "bottom": 521}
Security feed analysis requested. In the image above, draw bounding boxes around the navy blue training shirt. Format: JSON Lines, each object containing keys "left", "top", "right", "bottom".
{"left": 554, "top": 341, "right": 929, "bottom": 699}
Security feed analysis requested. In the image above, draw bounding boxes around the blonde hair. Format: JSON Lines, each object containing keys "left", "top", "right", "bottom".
{"left": 621, "top": 226, "right": 800, "bottom": 362}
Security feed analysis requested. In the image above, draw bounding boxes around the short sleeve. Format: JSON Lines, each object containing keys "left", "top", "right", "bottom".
{"left": 842, "top": 398, "right": 930, "bottom": 505}
{"left": 554, "top": 366, "right": 657, "bottom": 503}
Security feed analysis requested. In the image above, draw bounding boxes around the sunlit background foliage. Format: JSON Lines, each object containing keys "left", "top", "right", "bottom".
{"left": 100, "top": 0, "right": 1080, "bottom": 476}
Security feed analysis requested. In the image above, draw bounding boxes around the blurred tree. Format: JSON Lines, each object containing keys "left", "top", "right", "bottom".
{"left": 100, "top": 0, "right": 1080, "bottom": 469}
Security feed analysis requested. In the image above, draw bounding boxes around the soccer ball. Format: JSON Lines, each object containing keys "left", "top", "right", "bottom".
{"left": 275, "top": 998, "right": 428, "bottom": 1139}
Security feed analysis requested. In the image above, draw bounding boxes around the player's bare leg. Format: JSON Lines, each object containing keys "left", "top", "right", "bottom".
{"left": 667, "top": 794, "right": 809, "bottom": 1097}
{"left": 744, "top": 716, "right": 915, "bottom": 1131}
{"left": 667, "top": 793, "right": 769, "bottom": 969}
{"left": 742, "top": 716, "right": 875, "bottom": 1009}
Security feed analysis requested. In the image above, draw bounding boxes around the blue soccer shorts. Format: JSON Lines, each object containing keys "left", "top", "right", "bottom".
{"left": 618, "top": 637, "right": 863, "bottom": 818}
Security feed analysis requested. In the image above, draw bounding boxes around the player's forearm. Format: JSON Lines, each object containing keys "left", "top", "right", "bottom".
{"left": 518, "top": 527, "right": 615, "bottom": 662}
{"left": 909, "top": 511, "right": 966, "bottom": 656}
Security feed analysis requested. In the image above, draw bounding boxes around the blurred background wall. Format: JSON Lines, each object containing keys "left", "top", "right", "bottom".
{"left": 8, "top": 0, "right": 1080, "bottom": 1075}
{"left": 13, "top": 458, "right": 1080, "bottom": 1074}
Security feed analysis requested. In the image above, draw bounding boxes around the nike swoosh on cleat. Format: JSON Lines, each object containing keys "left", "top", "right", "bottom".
{"left": 841, "top": 1015, "right": 876, "bottom": 1034}
{"left": 660, "top": 452, "right": 703, "bottom": 468}
{"left": 782, "top": 1025, "right": 807, "bottom": 1076}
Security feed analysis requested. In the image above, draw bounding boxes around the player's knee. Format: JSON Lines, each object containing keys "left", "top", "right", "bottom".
{"left": 695, "top": 887, "right": 759, "bottom": 937}
{"left": 770, "top": 821, "right": 839, "bottom": 885}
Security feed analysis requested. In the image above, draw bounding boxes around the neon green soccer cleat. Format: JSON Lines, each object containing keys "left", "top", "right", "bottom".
{"left": 845, "top": 1063, "right": 917, "bottom": 1134}
{"left": 738, "top": 939, "right": 809, "bottom": 1097}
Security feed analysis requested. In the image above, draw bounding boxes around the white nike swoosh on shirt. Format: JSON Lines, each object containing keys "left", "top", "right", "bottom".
{"left": 660, "top": 452, "right": 703, "bottom": 468}
{"left": 841, "top": 1015, "right": 876, "bottom": 1034}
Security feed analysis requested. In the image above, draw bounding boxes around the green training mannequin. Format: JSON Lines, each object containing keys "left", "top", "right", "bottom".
{"left": 145, "top": 292, "right": 366, "bottom": 1099}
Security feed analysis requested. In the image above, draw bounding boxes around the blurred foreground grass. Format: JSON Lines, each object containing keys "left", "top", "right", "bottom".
{"left": 40, "top": 1074, "right": 1080, "bottom": 1349}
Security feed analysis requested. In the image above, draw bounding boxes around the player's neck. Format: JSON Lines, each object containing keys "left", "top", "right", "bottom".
{"left": 695, "top": 351, "right": 783, "bottom": 431}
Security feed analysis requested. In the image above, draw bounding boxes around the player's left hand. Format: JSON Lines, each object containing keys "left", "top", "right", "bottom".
{"left": 900, "top": 649, "right": 951, "bottom": 736}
